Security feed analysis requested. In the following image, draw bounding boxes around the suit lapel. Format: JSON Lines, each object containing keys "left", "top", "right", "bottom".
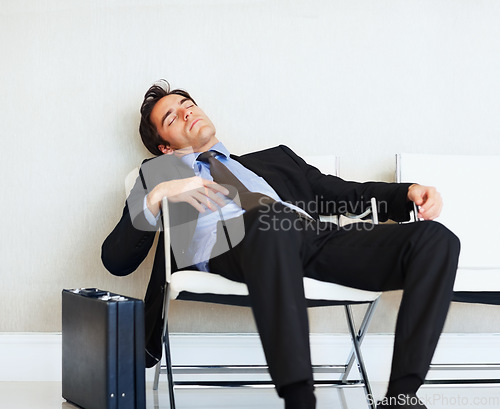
{"left": 231, "top": 153, "right": 294, "bottom": 202}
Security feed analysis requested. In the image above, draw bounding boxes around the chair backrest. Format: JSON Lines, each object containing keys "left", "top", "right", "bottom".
{"left": 396, "top": 153, "right": 500, "bottom": 269}
{"left": 125, "top": 166, "right": 140, "bottom": 197}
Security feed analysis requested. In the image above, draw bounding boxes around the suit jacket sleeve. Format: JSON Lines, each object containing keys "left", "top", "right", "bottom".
{"left": 101, "top": 162, "right": 160, "bottom": 276}
{"left": 280, "top": 145, "right": 413, "bottom": 222}
{"left": 101, "top": 155, "right": 199, "bottom": 276}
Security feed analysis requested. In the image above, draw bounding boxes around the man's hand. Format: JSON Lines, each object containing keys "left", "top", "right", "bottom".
{"left": 146, "top": 176, "right": 230, "bottom": 216}
{"left": 407, "top": 184, "right": 443, "bottom": 220}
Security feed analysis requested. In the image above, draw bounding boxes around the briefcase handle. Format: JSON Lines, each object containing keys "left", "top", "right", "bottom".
{"left": 78, "top": 288, "right": 108, "bottom": 298}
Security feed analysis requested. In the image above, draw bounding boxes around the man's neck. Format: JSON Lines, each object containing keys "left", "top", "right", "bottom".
{"left": 195, "top": 138, "right": 220, "bottom": 153}
{"left": 171, "top": 139, "right": 220, "bottom": 157}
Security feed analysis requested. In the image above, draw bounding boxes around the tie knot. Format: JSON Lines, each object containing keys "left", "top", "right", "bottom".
{"left": 197, "top": 151, "right": 217, "bottom": 163}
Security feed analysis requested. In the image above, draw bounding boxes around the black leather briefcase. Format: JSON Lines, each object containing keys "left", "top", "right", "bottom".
{"left": 62, "top": 288, "right": 146, "bottom": 409}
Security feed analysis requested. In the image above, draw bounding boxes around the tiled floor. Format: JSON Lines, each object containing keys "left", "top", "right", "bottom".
{"left": 1, "top": 382, "right": 500, "bottom": 409}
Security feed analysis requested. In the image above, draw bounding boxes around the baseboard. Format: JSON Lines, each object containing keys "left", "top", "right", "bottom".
{"left": 0, "top": 333, "right": 63, "bottom": 382}
{"left": 1, "top": 333, "right": 499, "bottom": 382}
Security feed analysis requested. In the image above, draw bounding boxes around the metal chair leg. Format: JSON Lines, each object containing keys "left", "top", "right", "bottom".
{"left": 152, "top": 284, "right": 176, "bottom": 409}
{"left": 153, "top": 359, "right": 161, "bottom": 390}
{"left": 345, "top": 304, "right": 376, "bottom": 409}
{"left": 164, "top": 321, "right": 176, "bottom": 409}
{"left": 153, "top": 388, "right": 160, "bottom": 409}
{"left": 337, "top": 387, "right": 349, "bottom": 409}
{"left": 342, "top": 299, "right": 379, "bottom": 381}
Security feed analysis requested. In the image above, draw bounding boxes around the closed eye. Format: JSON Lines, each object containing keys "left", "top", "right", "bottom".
{"left": 162, "top": 99, "right": 195, "bottom": 127}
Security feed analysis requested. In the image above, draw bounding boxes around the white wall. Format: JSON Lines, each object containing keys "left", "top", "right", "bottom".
{"left": 1, "top": 0, "right": 500, "bottom": 333}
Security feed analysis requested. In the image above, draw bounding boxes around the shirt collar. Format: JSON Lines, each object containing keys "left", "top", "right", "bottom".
{"left": 181, "top": 142, "right": 230, "bottom": 169}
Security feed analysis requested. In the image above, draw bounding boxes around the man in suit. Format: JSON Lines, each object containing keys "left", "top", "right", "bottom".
{"left": 102, "top": 80, "right": 460, "bottom": 409}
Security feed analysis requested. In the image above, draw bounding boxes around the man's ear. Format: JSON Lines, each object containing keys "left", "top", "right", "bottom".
{"left": 158, "top": 144, "right": 174, "bottom": 155}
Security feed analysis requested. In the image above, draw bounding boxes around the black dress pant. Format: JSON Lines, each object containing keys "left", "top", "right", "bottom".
{"left": 209, "top": 203, "right": 460, "bottom": 395}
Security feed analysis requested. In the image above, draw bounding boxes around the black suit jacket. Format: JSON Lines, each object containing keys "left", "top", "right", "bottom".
{"left": 101, "top": 145, "right": 412, "bottom": 367}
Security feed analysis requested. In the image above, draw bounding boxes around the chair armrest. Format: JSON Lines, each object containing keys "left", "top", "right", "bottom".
{"left": 337, "top": 197, "right": 379, "bottom": 226}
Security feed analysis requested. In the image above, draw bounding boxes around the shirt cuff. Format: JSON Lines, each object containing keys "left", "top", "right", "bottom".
{"left": 143, "top": 195, "right": 161, "bottom": 226}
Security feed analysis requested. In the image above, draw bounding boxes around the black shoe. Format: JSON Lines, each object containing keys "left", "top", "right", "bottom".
{"left": 377, "top": 393, "right": 427, "bottom": 408}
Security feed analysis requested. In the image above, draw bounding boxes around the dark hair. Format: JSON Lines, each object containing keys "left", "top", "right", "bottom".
{"left": 139, "top": 79, "right": 197, "bottom": 156}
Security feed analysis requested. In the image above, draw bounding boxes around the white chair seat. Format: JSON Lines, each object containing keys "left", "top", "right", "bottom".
{"left": 454, "top": 268, "right": 500, "bottom": 292}
{"left": 170, "top": 270, "right": 381, "bottom": 302}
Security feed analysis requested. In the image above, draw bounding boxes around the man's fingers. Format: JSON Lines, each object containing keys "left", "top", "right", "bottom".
{"left": 408, "top": 184, "right": 443, "bottom": 220}
{"left": 194, "top": 188, "right": 228, "bottom": 211}
{"left": 184, "top": 195, "right": 207, "bottom": 213}
{"left": 418, "top": 195, "right": 442, "bottom": 220}
{"left": 204, "top": 188, "right": 227, "bottom": 208}
{"left": 190, "top": 186, "right": 225, "bottom": 210}
{"left": 419, "top": 202, "right": 435, "bottom": 219}
{"left": 192, "top": 190, "right": 218, "bottom": 211}
{"left": 202, "top": 180, "right": 230, "bottom": 196}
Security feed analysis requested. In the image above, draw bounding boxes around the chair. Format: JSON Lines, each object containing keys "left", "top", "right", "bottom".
{"left": 153, "top": 156, "right": 382, "bottom": 409}
{"left": 396, "top": 153, "right": 500, "bottom": 383}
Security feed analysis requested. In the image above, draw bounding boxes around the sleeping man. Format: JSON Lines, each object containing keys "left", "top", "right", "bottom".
{"left": 102, "top": 80, "right": 460, "bottom": 409}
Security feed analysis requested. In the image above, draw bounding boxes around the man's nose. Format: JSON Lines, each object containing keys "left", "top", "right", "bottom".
{"left": 180, "top": 107, "right": 192, "bottom": 121}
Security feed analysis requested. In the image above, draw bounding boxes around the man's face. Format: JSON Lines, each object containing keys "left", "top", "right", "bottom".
{"left": 150, "top": 93, "right": 218, "bottom": 154}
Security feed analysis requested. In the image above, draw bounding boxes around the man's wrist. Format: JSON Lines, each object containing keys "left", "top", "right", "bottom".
{"left": 407, "top": 184, "right": 419, "bottom": 201}
{"left": 146, "top": 192, "right": 160, "bottom": 217}
{"left": 143, "top": 194, "right": 160, "bottom": 226}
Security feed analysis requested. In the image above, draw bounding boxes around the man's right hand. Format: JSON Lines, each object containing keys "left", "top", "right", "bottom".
{"left": 146, "top": 176, "right": 230, "bottom": 216}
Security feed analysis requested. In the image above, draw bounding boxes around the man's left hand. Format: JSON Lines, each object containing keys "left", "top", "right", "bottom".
{"left": 407, "top": 184, "right": 443, "bottom": 220}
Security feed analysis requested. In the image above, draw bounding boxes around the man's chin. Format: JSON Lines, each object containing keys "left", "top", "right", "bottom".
{"left": 197, "top": 124, "right": 216, "bottom": 139}
{"left": 195, "top": 132, "right": 218, "bottom": 152}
